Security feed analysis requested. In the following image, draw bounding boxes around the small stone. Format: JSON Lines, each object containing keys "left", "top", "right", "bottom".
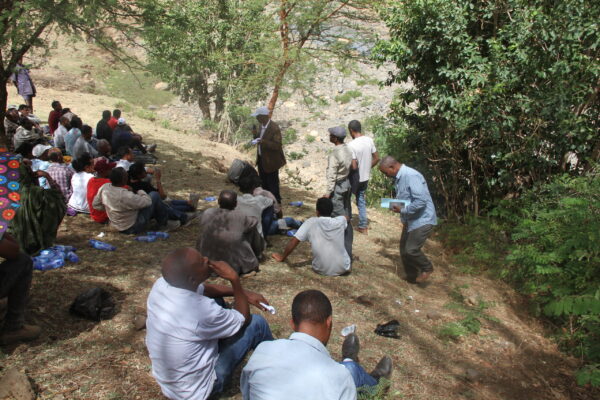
{"left": 0, "top": 368, "right": 36, "bottom": 400}
{"left": 355, "top": 295, "right": 373, "bottom": 307}
{"left": 465, "top": 368, "right": 481, "bottom": 382}
{"left": 154, "top": 82, "right": 169, "bottom": 90}
{"left": 147, "top": 105, "right": 158, "bottom": 111}
{"left": 465, "top": 296, "right": 478, "bottom": 307}
{"left": 134, "top": 314, "right": 146, "bottom": 331}
{"left": 302, "top": 161, "right": 311, "bottom": 168}
{"left": 122, "top": 346, "right": 133, "bottom": 354}
{"left": 426, "top": 311, "right": 442, "bottom": 320}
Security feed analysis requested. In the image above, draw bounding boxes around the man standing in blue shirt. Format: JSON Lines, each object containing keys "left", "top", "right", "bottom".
{"left": 379, "top": 156, "right": 437, "bottom": 283}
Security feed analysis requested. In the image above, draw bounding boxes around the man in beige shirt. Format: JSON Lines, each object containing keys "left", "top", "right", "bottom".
{"left": 92, "top": 167, "right": 178, "bottom": 234}
{"left": 323, "top": 126, "right": 353, "bottom": 261}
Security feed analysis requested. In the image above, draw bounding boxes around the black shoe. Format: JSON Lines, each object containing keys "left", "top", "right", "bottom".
{"left": 341, "top": 333, "right": 360, "bottom": 362}
{"left": 370, "top": 356, "right": 393, "bottom": 381}
{"left": 374, "top": 320, "right": 401, "bottom": 338}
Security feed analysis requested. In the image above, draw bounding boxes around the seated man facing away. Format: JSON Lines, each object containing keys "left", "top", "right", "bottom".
{"left": 128, "top": 162, "right": 200, "bottom": 226}
{"left": 196, "top": 190, "right": 263, "bottom": 276}
{"left": 236, "top": 175, "right": 273, "bottom": 238}
{"left": 87, "top": 158, "right": 115, "bottom": 224}
{"left": 72, "top": 124, "right": 99, "bottom": 160}
{"left": 241, "top": 290, "right": 392, "bottom": 400}
{"left": 92, "top": 167, "right": 179, "bottom": 234}
{"left": 0, "top": 233, "right": 40, "bottom": 345}
{"left": 115, "top": 146, "right": 134, "bottom": 171}
{"left": 146, "top": 248, "right": 273, "bottom": 400}
{"left": 273, "top": 197, "right": 351, "bottom": 276}
{"left": 112, "top": 118, "right": 155, "bottom": 155}
{"left": 46, "top": 147, "right": 74, "bottom": 202}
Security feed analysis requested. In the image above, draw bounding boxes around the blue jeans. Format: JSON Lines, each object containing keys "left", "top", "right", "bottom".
{"left": 355, "top": 181, "right": 368, "bottom": 229}
{"left": 341, "top": 360, "right": 378, "bottom": 388}
{"left": 212, "top": 314, "right": 273, "bottom": 393}
{"left": 166, "top": 200, "right": 193, "bottom": 223}
{"left": 261, "top": 205, "right": 275, "bottom": 237}
{"left": 266, "top": 217, "right": 303, "bottom": 236}
{"left": 122, "top": 191, "right": 169, "bottom": 234}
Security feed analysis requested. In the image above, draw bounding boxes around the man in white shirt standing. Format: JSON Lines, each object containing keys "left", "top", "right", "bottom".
{"left": 347, "top": 120, "right": 379, "bottom": 234}
{"left": 241, "top": 290, "right": 392, "bottom": 400}
{"left": 146, "top": 248, "right": 273, "bottom": 400}
{"left": 272, "top": 198, "right": 351, "bottom": 276}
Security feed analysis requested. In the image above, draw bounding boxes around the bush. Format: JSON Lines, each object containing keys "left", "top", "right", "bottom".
{"left": 283, "top": 128, "right": 298, "bottom": 145}
{"left": 335, "top": 90, "right": 362, "bottom": 104}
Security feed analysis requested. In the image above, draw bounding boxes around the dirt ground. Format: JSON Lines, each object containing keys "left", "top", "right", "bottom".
{"left": 2, "top": 67, "right": 600, "bottom": 400}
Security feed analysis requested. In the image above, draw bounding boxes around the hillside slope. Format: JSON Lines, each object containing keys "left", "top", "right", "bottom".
{"left": 2, "top": 60, "right": 599, "bottom": 400}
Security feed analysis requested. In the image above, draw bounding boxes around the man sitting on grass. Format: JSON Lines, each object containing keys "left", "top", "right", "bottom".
{"left": 241, "top": 290, "right": 392, "bottom": 399}
{"left": 272, "top": 197, "right": 351, "bottom": 276}
{"left": 196, "top": 190, "right": 263, "bottom": 276}
{"left": 92, "top": 167, "right": 179, "bottom": 234}
{"left": 146, "top": 248, "right": 273, "bottom": 400}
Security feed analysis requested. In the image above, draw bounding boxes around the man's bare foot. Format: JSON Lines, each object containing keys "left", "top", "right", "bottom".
{"left": 272, "top": 253, "right": 284, "bottom": 262}
{"left": 415, "top": 271, "right": 432, "bottom": 283}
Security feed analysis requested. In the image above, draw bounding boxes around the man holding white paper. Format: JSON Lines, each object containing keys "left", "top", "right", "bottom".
{"left": 379, "top": 156, "right": 437, "bottom": 283}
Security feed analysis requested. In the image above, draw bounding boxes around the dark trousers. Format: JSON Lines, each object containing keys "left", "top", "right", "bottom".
{"left": 261, "top": 205, "right": 275, "bottom": 238}
{"left": 257, "top": 157, "right": 281, "bottom": 203}
{"left": 0, "top": 254, "right": 33, "bottom": 331}
{"left": 400, "top": 224, "right": 434, "bottom": 281}
{"left": 122, "top": 192, "right": 169, "bottom": 234}
{"left": 331, "top": 179, "right": 353, "bottom": 261}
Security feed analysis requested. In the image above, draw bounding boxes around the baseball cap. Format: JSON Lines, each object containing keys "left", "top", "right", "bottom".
{"left": 32, "top": 144, "right": 52, "bottom": 158}
{"left": 117, "top": 117, "right": 126, "bottom": 125}
{"left": 328, "top": 126, "right": 347, "bottom": 138}
{"left": 251, "top": 106, "right": 270, "bottom": 117}
{"left": 94, "top": 158, "right": 117, "bottom": 173}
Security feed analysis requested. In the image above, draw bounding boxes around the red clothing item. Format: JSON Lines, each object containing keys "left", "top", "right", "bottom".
{"left": 108, "top": 117, "right": 118, "bottom": 130}
{"left": 48, "top": 110, "right": 61, "bottom": 134}
{"left": 87, "top": 177, "right": 110, "bottom": 223}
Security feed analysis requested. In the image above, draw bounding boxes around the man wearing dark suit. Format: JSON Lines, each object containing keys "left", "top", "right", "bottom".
{"left": 251, "top": 107, "right": 286, "bottom": 203}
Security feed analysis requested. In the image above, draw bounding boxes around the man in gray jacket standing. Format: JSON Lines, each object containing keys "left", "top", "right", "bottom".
{"left": 323, "top": 126, "right": 353, "bottom": 261}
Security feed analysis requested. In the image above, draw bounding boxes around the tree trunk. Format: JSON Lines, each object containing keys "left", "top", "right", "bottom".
{"left": 0, "top": 77, "right": 8, "bottom": 145}
{"left": 267, "top": 60, "right": 292, "bottom": 115}
{"left": 197, "top": 95, "right": 212, "bottom": 121}
{"left": 214, "top": 88, "right": 225, "bottom": 122}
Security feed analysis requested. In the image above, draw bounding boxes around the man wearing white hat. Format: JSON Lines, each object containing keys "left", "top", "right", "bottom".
{"left": 251, "top": 107, "right": 286, "bottom": 203}
{"left": 31, "top": 144, "right": 52, "bottom": 189}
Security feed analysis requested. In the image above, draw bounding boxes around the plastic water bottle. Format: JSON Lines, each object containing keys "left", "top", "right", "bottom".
{"left": 89, "top": 239, "right": 116, "bottom": 251}
{"left": 286, "top": 229, "right": 298, "bottom": 237}
{"left": 204, "top": 196, "right": 216, "bottom": 202}
{"left": 289, "top": 201, "right": 303, "bottom": 207}
{"left": 147, "top": 232, "right": 169, "bottom": 239}
{"left": 47, "top": 257, "right": 65, "bottom": 269}
{"left": 135, "top": 235, "right": 158, "bottom": 242}
{"left": 33, "top": 256, "right": 64, "bottom": 271}
{"left": 67, "top": 251, "right": 79, "bottom": 263}
{"left": 52, "top": 245, "right": 75, "bottom": 253}
{"left": 39, "top": 249, "right": 57, "bottom": 259}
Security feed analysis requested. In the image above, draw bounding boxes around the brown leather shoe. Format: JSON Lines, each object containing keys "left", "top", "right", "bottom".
{"left": 357, "top": 227, "right": 368, "bottom": 234}
{"left": 0, "top": 324, "right": 41, "bottom": 345}
{"left": 415, "top": 271, "right": 432, "bottom": 283}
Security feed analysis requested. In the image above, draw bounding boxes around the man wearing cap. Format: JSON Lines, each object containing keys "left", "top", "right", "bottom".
{"left": 112, "top": 117, "right": 153, "bottom": 155}
{"left": 251, "top": 107, "right": 286, "bottom": 203}
{"left": 324, "top": 126, "right": 354, "bottom": 261}
{"left": 31, "top": 144, "right": 52, "bottom": 189}
{"left": 87, "top": 158, "right": 116, "bottom": 223}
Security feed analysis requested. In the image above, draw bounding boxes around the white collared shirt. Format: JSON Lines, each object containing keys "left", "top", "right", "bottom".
{"left": 146, "top": 278, "right": 245, "bottom": 400}
{"left": 258, "top": 119, "right": 271, "bottom": 156}
{"left": 241, "top": 332, "right": 356, "bottom": 400}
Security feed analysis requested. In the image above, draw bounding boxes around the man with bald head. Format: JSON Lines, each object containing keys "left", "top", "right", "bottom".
{"left": 146, "top": 248, "right": 273, "bottom": 400}
{"left": 379, "top": 156, "right": 437, "bottom": 283}
{"left": 196, "top": 190, "right": 264, "bottom": 275}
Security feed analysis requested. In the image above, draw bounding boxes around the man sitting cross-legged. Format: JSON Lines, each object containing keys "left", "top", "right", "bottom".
{"left": 196, "top": 190, "right": 264, "bottom": 276}
{"left": 241, "top": 289, "right": 392, "bottom": 400}
{"left": 92, "top": 167, "right": 179, "bottom": 234}
{"left": 272, "top": 197, "right": 351, "bottom": 276}
{"left": 146, "top": 248, "right": 273, "bottom": 400}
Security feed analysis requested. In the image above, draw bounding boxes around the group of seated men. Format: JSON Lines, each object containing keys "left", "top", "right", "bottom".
{"left": 146, "top": 247, "right": 393, "bottom": 400}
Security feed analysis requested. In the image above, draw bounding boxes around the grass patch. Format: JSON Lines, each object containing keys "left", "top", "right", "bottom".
{"left": 288, "top": 151, "right": 305, "bottom": 161}
{"left": 114, "top": 101, "right": 133, "bottom": 113}
{"left": 160, "top": 119, "right": 172, "bottom": 129}
{"left": 361, "top": 96, "right": 374, "bottom": 107}
{"left": 335, "top": 90, "right": 362, "bottom": 104}
{"left": 356, "top": 78, "right": 380, "bottom": 86}
{"left": 438, "top": 286, "right": 498, "bottom": 341}
{"left": 135, "top": 109, "right": 157, "bottom": 121}
{"left": 305, "top": 134, "right": 316, "bottom": 143}
{"left": 102, "top": 67, "right": 174, "bottom": 108}
{"left": 283, "top": 128, "right": 298, "bottom": 145}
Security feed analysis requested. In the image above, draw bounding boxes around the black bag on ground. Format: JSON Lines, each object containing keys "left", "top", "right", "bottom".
{"left": 227, "top": 159, "right": 258, "bottom": 185}
{"left": 69, "top": 287, "right": 116, "bottom": 321}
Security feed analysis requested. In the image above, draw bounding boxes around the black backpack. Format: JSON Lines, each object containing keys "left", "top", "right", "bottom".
{"left": 69, "top": 287, "right": 116, "bottom": 321}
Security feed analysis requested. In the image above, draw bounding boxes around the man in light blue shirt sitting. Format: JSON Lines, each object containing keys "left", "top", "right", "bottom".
{"left": 379, "top": 156, "right": 437, "bottom": 283}
{"left": 241, "top": 290, "right": 392, "bottom": 400}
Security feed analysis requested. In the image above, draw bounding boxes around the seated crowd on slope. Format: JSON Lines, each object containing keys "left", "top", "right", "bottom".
{"left": 1, "top": 101, "right": 443, "bottom": 399}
